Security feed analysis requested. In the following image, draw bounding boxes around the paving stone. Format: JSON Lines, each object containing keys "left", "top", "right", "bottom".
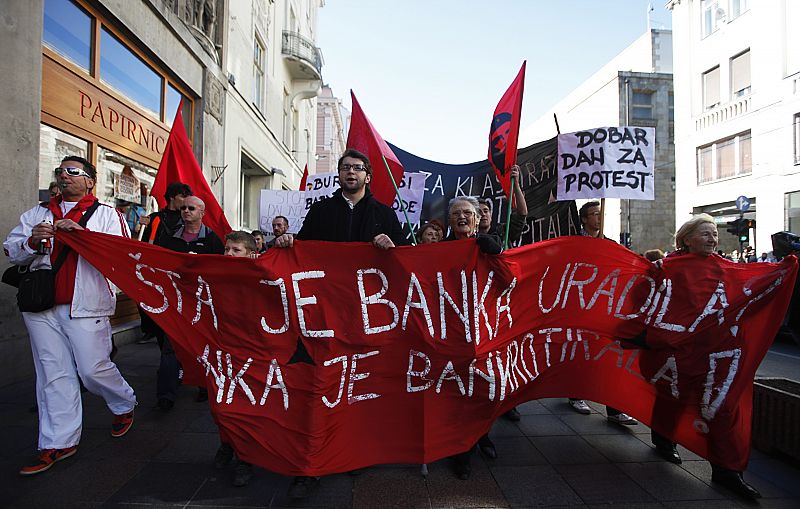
{"left": 747, "top": 457, "right": 800, "bottom": 497}
{"left": 189, "top": 465, "right": 290, "bottom": 508}
{"left": 492, "top": 464, "right": 582, "bottom": 507}
{"left": 529, "top": 436, "right": 609, "bottom": 465}
{"left": 518, "top": 414, "right": 576, "bottom": 437}
{"left": 587, "top": 503, "right": 663, "bottom": 509}
{"left": 539, "top": 398, "right": 591, "bottom": 415}
{"left": 582, "top": 433, "right": 662, "bottom": 463}
{"left": 269, "top": 472, "right": 353, "bottom": 509}
{"left": 351, "top": 466, "right": 429, "bottom": 509}
{"left": 425, "top": 458, "right": 508, "bottom": 508}
{"left": 489, "top": 417, "right": 525, "bottom": 438}
{"left": 618, "top": 462, "right": 728, "bottom": 501}
{"left": 555, "top": 463, "right": 656, "bottom": 504}
{"left": 104, "top": 462, "right": 211, "bottom": 506}
{"left": 516, "top": 400, "right": 552, "bottom": 415}
{"left": 153, "top": 431, "right": 221, "bottom": 464}
{"left": 485, "top": 437, "right": 548, "bottom": 467}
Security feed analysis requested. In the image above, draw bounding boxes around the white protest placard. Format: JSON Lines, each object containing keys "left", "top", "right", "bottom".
{"left": 303, "top": 171, "right": 426, "bottom": 225}
{"left": 114, "top": 173, "right": 141, "bottom": 203}
{"left": 259, "top": 190, "right": 305, "bottom": 234}
{"left": 557, "top": 126, "right": 655, "bottom": 201}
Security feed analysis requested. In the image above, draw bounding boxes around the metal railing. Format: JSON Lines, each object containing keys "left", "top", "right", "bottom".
{"left": 281, "top": 30, "right": 322, "bottom": 76}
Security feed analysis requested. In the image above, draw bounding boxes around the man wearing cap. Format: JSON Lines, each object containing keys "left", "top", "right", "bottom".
{"left": 4, "top": 156, "right": 137, "bottom": 476}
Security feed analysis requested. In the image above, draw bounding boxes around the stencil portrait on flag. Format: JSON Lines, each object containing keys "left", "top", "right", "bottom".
{"left": 54, "top": 228, "right": 796, "bottom": 476}
{"left": 557, "top": 126, "right": 656, "bottom": 201}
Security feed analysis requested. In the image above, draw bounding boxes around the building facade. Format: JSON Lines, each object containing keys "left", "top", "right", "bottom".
{"left": 221, "top": 0, "right": 323, "bottom": 233}
{"left": 315, "top": 85, "right": 349, "bottom": 174}
{"left": 523, "top": 29, "right": 676, "bottom": 253}
{"left": 0, "top": 0, "right": 323, "bottom": 386}
{"left": 668, "top": 0, "right": 800, "bottom": 254}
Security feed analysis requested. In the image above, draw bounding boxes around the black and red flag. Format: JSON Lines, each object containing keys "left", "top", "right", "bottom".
{"left": 488, "top": 61, "right": 526, "bottom": 199}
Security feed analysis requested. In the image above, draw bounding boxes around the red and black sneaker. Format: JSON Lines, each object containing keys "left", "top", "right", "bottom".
{"left": 111, "top": 410, "right": 134, "bottom": 438}
{"left": 19, "top": 446, "right": 77, "bottom": 476}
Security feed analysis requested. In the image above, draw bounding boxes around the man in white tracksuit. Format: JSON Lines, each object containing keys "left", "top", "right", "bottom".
{"left": 4, "top": 156, "right": 137, "bottom": 476}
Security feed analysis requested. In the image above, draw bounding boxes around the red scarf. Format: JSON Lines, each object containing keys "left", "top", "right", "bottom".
{"left": 48, "top": 194, "right": 99, "bottom": 305}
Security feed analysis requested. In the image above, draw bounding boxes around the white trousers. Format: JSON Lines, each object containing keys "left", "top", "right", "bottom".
{"left": 23, "top": 304, "right": 137, "bottom": 450}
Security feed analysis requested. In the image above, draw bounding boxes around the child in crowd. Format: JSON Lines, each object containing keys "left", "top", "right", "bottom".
{"left": 214, "top": 231, "right": 258, "bottom": 486}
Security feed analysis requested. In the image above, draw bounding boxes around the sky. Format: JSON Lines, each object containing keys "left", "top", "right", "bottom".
{"left": 317, "top": 0, "right": 672, "bottom": 164}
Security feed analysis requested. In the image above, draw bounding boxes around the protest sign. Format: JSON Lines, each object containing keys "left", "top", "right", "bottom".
{"left": 60, "top": 229, "right": 796, "bottom": 475}
{"left": 259, "top": 189, "right": 304, "bottom": 234}
{"left": 114, "top": 172, "right": 141, "bottom": 203}
{"left": 557, "top": 127, "right": 655, "bottom": 201}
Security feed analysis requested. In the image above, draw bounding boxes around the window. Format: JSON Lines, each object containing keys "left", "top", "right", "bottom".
{"left": 253, "top": 35, "right": 266, "bottom": 112}
{"left": 787, "top": 2, "right": 800, "bottom": 77}
{"left": 43, "top": 0, "right": 92, "bottom": 71}
{"left": 100, "top": 28, "right": 163, "bottom": 117}
{"left": 39, "top": 124, "right": 89, "bottom": 192}
{"left": 786, "top": 191, "right": 800, "bottom": 234}
{"left": 631, "top": 92, "right": 654, "bottom": 120}
{"left": 703, "top": 66, "right": 720, "bottom": 110}
{"left": 165, "top": 84, "right": 193, "bottom": 135}
{"left": 730, "top": 0, "right": 749, "bottom": 20}
{"left": 794, "top": 114, "right": 800, "bottom": 165}
{"left": 696, "top": 131, "right": 752, "bottom": 184}
{"left": 701, "top": 0, "right": 721, "bottom": 38}
{"left": 731, "top": 50, "right": 751, "bottom": 98}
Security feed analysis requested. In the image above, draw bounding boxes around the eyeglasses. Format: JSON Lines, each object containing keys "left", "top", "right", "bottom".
{"left": 55, "top": 167, "right": 92, "bottom": 178}
{"left": 449, "top": 210, "right": 475, "bottom": 218}
{"left": 180, "top": 206, "right": 197, "bottom": 211}
{"left": 340, "top": 164, "right": 366, "bottom": 172}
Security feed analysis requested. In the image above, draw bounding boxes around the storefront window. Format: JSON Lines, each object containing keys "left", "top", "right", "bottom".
{"left": 43, "top": 0, "right": 92, "bottom": 72}
{"left": 165, "top": 84, "right": 192, "bottom": 135}
{"left": 38, "top": 124, "right": 89, "bottom": 197}
{"left": 99, "top": 27, "right": 162, "bottom": 118}
{"left": 96, "top": 147, "right": 158, "bottom": 235}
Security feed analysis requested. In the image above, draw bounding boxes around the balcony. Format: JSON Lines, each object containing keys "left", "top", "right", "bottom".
{"left": 282, "top": 30, "right": 322, "bottom": 81}
{"left": 695, "top": 95, "right": 751, "bottom": 131}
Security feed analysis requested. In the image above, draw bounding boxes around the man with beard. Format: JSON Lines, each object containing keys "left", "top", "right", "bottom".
{"left": 273, "top": 148, "right": 405, "bottom": 498}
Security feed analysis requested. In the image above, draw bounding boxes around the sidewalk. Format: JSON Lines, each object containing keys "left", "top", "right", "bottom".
{"left": 1, "top": 341, "right": 799, "bottom": 508}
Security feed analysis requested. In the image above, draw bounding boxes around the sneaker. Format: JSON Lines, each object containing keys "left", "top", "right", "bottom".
{"left": 214, "top": 443, "right": 234, "bottom": 469}
{"left": 569, "top": 399, "right": 591, "bottom": 415}
{"left": 607, "top": 413, "right": 638, "bottom": 425}
{"left": 288, "top": 476, "right": 320, "bottom": 499}
{"left": 111, "top": 410, "right": 134, "bottom": 438}
{"left": 19, "top": 447, "right": 77, "bottom": 476}
{"left": 232, "top": 461, "right": 252, "bottom": 487}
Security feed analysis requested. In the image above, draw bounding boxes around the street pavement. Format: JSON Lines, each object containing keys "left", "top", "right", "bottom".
{"left": 1, "top": 340, "right": 799, "bottom": 508}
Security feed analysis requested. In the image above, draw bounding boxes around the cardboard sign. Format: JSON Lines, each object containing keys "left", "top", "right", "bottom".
{"left": 114, "top": 172, "right": 141, "bottom": 203}
{"left": 259, "top": 190, "right": 304, "bottom": 234}
{"left": 557, "top": 127, "right": 655, "bottom": 200}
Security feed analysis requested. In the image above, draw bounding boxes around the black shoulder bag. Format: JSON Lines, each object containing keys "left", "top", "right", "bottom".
{"left": 16, "top": 200, "right": 101, "bottom": 313}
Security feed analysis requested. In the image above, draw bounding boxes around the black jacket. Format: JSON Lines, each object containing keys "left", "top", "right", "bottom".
{"left": 161, "top": 224, "right": 224, "bottom": 255}
{"left": 297, "top": 188, "right": 406, "bottom": 245}
{"left": 142, "top": 208, "right": 183, "bottom": 247}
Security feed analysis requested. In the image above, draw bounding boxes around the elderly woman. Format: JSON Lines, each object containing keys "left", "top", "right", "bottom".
{"left": 647, "top": 214, "right": 760, "bottom": 500}
{"left": 416, "top": 220, "right": 443, "bottom": 244}
{"left": 444, "top": 197, "right": 502, "bottom": 480}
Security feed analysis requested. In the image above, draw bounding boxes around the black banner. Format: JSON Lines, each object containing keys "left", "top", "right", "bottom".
{"left": 389, "top": 137, "right": 579, "bottom": 245}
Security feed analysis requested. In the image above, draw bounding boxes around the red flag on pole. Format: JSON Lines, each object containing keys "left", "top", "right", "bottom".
{"left": 488, "top": 61, "right": 526, "bottom": 198}
{"left": 346, "top": 91, "right": 404, "bottom": 207}
{"left": 151, "top": 102, "right": 232, "bottom": 238}
{"left": 299, "top": 164, "right": 308, "bottom": 191}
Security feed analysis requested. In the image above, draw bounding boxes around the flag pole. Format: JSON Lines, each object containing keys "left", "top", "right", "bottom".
{"left": 503, "top": 174, "right": 515, "bottom": 249}
{"left": 381, "top": 154, "right": 416, "bottom": 246}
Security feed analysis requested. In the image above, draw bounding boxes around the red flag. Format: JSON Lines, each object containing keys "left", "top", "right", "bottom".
{"left": 299, "top": 164, "right": 308, "bottom": 191}
{"left": 346, "top": 91, "right": 404, "bottom": 206}
{"left": 488, "top": 61, "right": 526, "bottom": 198}
{"left": 152, "top": 103, "right": 232, "bottom": 238}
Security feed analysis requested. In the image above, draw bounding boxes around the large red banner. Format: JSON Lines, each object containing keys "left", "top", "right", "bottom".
{"left": 59, "top": 231, "right": 796, "bottom": 475}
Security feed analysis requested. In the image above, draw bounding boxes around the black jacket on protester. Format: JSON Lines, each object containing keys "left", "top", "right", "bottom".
{"left": 142, "top": 208, "right": 183, "bottom": 247}
{"left": 297, "top": 188, "right": 407, "bottom": 245}
{"left": 161, "top": 224, "right": 225, "bottom": 255}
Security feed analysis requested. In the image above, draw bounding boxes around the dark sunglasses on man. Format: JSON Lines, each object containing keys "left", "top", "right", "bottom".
{"left": 180, "top": 205, "right": 197, "bottom": 211}
{"left": 54, "top": 167, "right": 92, "bottom": 178}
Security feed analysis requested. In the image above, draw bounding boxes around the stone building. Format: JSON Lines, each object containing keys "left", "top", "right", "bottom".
{"left": 523, "top": 29, "right": 676, "bottom": 253}
{"left": 668, "top": 0, "right": 800, "bottom": 254}
{"left": 315, "top": 85, "right": 349, "bottom": 174}
{"left": 0, "top": 0, "right": 324, "bottom": 386}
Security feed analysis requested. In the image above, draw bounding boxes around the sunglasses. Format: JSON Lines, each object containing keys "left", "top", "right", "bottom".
{"left": 180, "top": 205, "right": 197, "bottom": 211}
{"left": 55, "top": 167, "right": 92, "bottom": 178}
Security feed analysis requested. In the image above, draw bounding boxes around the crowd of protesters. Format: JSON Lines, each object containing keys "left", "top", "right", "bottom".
{"left": 4, "top": 150, "right": 779, "bottom": 502}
